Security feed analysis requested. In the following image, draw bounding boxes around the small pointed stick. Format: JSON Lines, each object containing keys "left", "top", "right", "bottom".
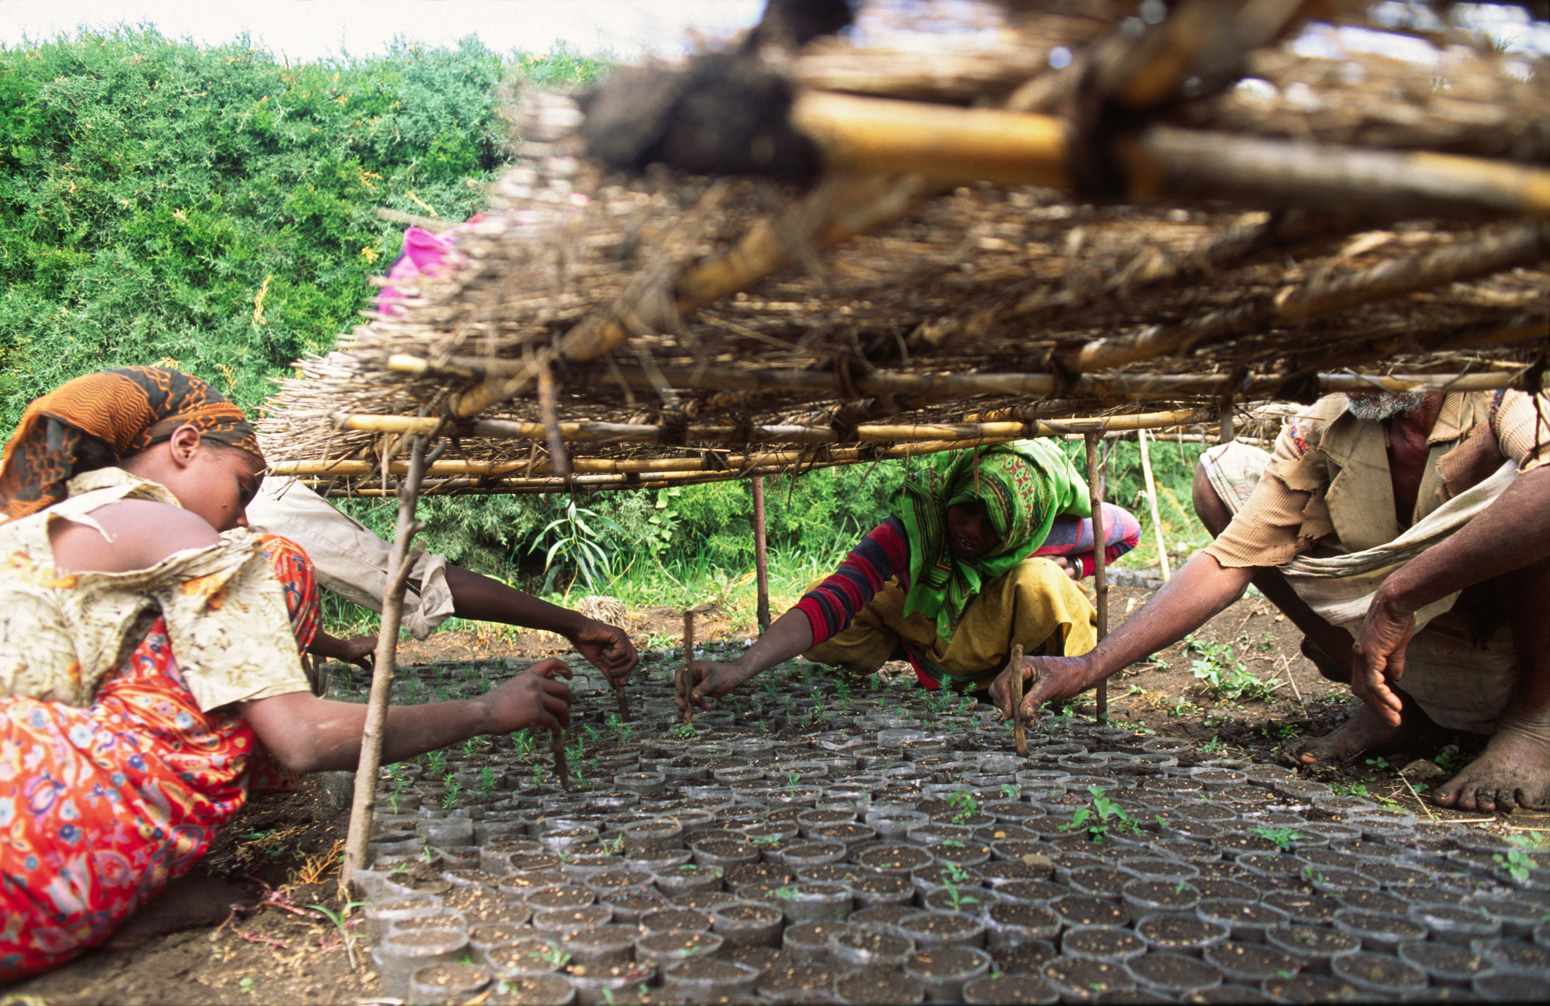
{"left": 615, "top": 679, "right": 630, "bottom": 723}
{"left": 1009, "top": 643, "right": 1028, "bottom": 758}
{"left": 680, "top": 609, "right": 696, "bottom": 725}
{"left": 551, "top": 728, "right": 570, "bottom": 788}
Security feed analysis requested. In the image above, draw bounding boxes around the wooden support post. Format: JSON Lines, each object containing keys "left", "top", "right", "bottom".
{"left": 679, "top": 610, "right": 696, "bottom": 725}
{"left": 1084, "top": 432, "right": 1109, "bottom": 724}
{"left": 1009, "top": 643, "right": 1027, "bottom": 758}
{"left": 1136, "top": 429, "right": 1172, "bottom": 582}
{"left": 752, "top": 477, "right": 771, "bottom": 633}
{"left": 340, "top": 435, "right": 431, "bottom": 898}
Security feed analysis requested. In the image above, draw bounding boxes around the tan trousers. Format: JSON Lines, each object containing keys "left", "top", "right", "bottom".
{"left": 804, "top": 558, "right": 1097, "bottom": 692}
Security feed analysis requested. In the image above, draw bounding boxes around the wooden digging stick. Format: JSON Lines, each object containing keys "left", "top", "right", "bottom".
{"left": 679, "top": 610, "right": 696, "bottom": 725}
{"left": 1009, "top": 643, "right": 1028, "bottom": 758}
{"left": 615, "top": 678, "right": 630, "bottom": 723}
{"left": 551, "top": 728, "right": 570, "bottom": 788}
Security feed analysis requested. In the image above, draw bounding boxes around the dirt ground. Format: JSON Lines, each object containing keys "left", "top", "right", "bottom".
{"left": 5, "top": 583, "right": 1545, "bottom": 1005}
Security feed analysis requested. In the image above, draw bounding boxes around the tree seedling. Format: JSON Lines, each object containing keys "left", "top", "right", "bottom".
{"left": 1062, "top": 785, "right": 1142, "bottom": 844}
{"left": 946, "top": 790, "right": 978, "bottom": 824}
{"left": 1251, "top": 825, "right": 1305, "bottom": 852}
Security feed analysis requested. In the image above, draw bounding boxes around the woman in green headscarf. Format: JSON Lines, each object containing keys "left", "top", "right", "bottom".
{"left": 681, "top": 440, "right": 1140, "bottom": 708}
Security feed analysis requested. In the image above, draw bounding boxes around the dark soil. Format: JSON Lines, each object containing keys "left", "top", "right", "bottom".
{"left": 8, "top": 583, "right": 1547, "bottom": 1004}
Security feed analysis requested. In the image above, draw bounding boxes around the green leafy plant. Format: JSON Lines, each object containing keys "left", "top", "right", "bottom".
{"left": 1000, "top": 784, "right": 1021, "bottom": 800}
{"left": 941, "top": 878, "right": 980, "bottom": 912}
{"left": 1184, "top": 636, "right": 1272, "bottom": 701}
{"left": 308, "top": 900, "right": 366, "bottom": 970}
{"left": 946, "top": 790, "right": 979, "bottom": 824}
{"left": 673, "top": 722, "right": 698, "bottom": 740}
{"left": 1251, "top": 825, "right": 1306, "bottom": 852}
{"left": 477, "top": 765, "right": 498, "bottom": 796}
{"left": 442, "top": 778, "right": 464, "bottom": 809}
{"left": 1062, "top": 785, "right": 1142, "bottom": 844}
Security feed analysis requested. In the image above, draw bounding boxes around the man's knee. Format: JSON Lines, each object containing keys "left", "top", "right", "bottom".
{"left": 1192, "top": 461, "right": 1233, "bottom": 537}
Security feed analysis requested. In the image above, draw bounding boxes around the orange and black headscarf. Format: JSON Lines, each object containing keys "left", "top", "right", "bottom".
{"left": 0, "top": 367, "right": 261, "bottom": 521}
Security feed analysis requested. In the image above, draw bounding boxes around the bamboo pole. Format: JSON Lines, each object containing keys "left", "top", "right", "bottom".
{"left": 390, "top": 352, "right": 1533, "bottom": 404}
{"left": 1084, "top": 433, "right": 1109, "bottom": 725}
{"left": 340, "top": 435, "right": 430, "bottom": 898}
{"left": 1136, "top": 428, "right": 1172, "bottom": 582}
{"left": 1127, "top": 127, "right": 1550, "bottom": 220}
{"left": 329, "top": 407, "right": 1213, "bottom": 447}
{"left": 791, "top": 91, "right": 1071, "bottom": 189}
{"left": 752, "top": 477, "right": 771, "bottom": 633}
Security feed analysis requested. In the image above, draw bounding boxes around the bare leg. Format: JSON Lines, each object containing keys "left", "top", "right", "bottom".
{"left": 1433, "top": 555, "right": 1550, "bottom": 812}
{"left": 1192, "top": 464, "right": 1442, "bottom": 765}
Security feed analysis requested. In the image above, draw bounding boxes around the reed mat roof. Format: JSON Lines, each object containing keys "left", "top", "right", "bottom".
{"left": 260, "top": 0, "right": 1550, "bottom": 498}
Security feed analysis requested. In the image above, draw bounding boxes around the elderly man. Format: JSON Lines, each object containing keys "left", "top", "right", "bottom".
{"left": 995, "top": 386, "right": 1550, "bottom": 813}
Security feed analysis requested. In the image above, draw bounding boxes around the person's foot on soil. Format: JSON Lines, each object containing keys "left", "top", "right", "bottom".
{"left": 104, "top": 872, "right": 255, "bottom": 950}
{"left": 1290, "top": 701, "right": 1441, "bottom": 768}
{"left": 1431, "top": 713, "right": 1550, "bottom": 813}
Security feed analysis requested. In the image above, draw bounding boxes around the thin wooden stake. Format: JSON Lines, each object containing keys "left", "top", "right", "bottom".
{"left": 680, "top": 610, "right": 696, "bottom": 725}
{"left": 752, "top": 477, "right": 771, "bottom": 633}
{"left": 340, "top": 435, "right": 431, "bottom": 899}
{"left": 551, "top": 728, "right": 570, "bottom": 788}
{"left": 615, "top": 679, "right": 630, "bottom": 724}
{"left": 1136, "top": 429, "right": 1171, "bottom": 582}
{"left": 1009, "top": 642, "right": 1027, "bottom": 758}
{"left": 1084, "top": 432, "right": 1109, "bottom": 724}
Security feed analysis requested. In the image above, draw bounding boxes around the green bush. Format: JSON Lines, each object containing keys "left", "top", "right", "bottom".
{"left": 0, "top": 28, "right": 520, "bottom": 430}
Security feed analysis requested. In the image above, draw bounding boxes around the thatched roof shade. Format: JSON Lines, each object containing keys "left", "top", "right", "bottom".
{"left": 260, "top": 0, "right": 1549, "bottom": 498}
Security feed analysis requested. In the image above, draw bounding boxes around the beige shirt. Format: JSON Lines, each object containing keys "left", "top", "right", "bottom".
{"left": 1207, "top": 390, "right": 1550, "bottom": 568}
{"left": 0, "top": 468, "right": 311, "bottom": 710}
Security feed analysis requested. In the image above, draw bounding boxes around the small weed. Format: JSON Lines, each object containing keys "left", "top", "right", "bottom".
{"left": 308, "top": 900, "right": 365, "bottom": 970}
{"left": 674, "top": 722, "right": 698, "bottom": 740}
{"left": 1000, "top": 784, "right": 1021, "bottom": 800}
{"left": 1494, "top": 849, "right": 1533, "bottom": 883}
{"left": 1184, "top": 635, "right": 1272, "bottom": 701}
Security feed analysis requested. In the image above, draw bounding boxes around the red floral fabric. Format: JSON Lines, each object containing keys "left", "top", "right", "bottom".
{"left": 0, "top": 535, "right": 317, "bottom": 981}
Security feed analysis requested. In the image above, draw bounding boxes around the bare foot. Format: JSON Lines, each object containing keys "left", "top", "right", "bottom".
{"left": 1292, "top": 702, "right": 1441, "bottom": 768}
{"left": 1432, "top": 715, "right": 1550, "bottom": 813}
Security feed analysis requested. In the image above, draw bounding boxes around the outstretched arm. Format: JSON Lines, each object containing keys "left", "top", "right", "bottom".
{"left": 237, "top": 659, "right": 574, "bottom": 774}
{"left": 990, "top": 550, "right": 1254, "bottom": 722}
{"left": 680, "top": 608, "right": 815, "bottom": 711}
{"left": 678, "top": 517, "right": 906, "bottom": 712}
{"left": 444, "top": 565, "right": 639, "bottom": 682}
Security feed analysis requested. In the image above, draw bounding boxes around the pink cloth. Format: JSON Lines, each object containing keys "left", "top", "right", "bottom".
{"left": 376, "top": 215, "right": 485, "bottom": 316}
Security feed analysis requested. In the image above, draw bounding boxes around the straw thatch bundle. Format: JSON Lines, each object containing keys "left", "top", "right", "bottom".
{"left": 260, "top": 0, "right": 1549, "bottom": 497}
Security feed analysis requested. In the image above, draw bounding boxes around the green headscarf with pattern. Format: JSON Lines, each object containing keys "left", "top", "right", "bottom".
{"left": 899, "top": 439, "right": 1089, "bottom": 638}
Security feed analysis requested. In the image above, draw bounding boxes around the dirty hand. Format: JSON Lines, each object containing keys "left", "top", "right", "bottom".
{"left": 484, "top": 658, "right": 573, "bottom": 733}
{"left": 990, "top": 654, "right": 1092, "bottom": 725}
{"left": 1056, "top": 557, "right": 1081, "bottom": 580}
{"left": 1350, "top": 597, "right": 1415, "bottom": 727}
{"left": 675, "top": 660, "right": 756, "bottom": 713}
{"left": 332, "top": 634, "right": 378, "bottom": 671}
{"left": 570, "top": 618, "right": 639, "bottom": 684}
